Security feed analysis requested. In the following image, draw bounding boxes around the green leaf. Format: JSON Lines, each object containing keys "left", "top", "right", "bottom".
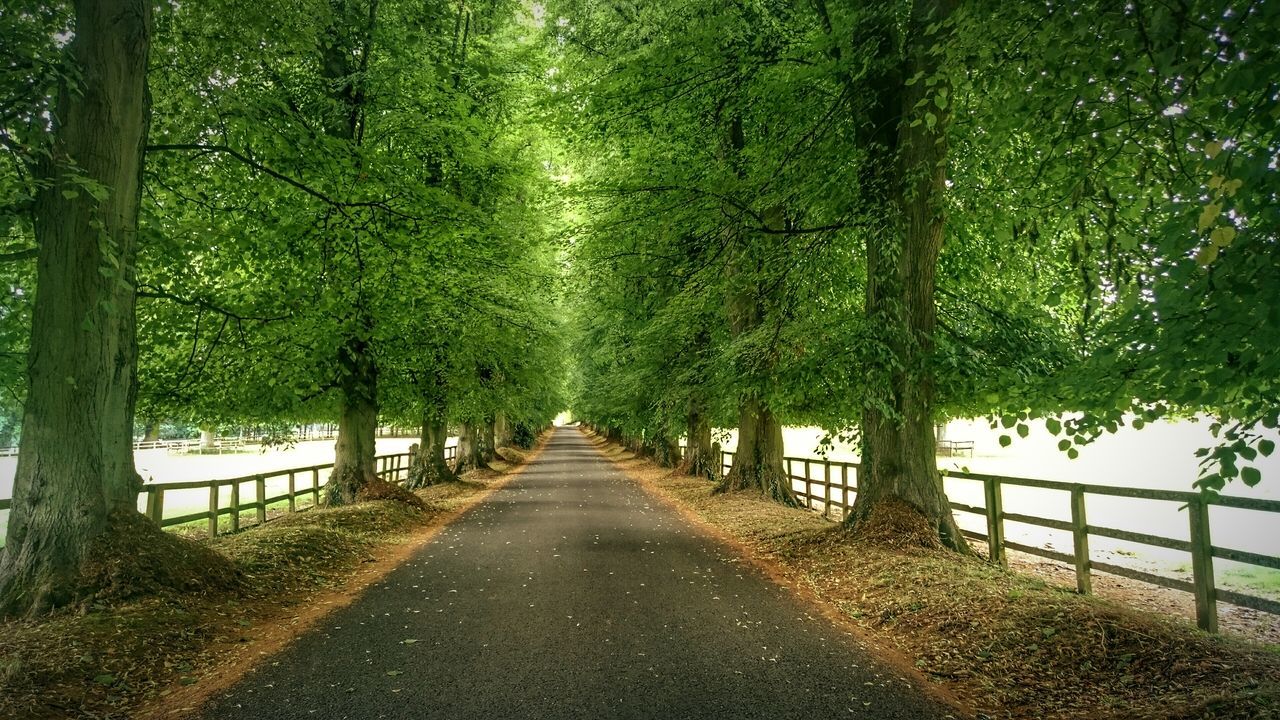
{"left": 1259, "top": 439, "right": 1275, "bottom": 457}
{"left": 1198, "top": 204, "right": 1221, "bottom": 232}
{"left": 999, "top": 434, "right": 1012, "bottom": 447}
{"left": 1241, "top": 466, "right": 1261, "bottom": 486}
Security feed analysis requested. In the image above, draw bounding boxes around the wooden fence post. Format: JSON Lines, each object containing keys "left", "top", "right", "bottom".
{"left": 1070, "top": 485, "right": 1091, "bottom": 595}
{"left": 146, "top": 487, "right": 165, "bottom": 525}
{"left": 255, "top": 475, "right": 267, "bottom": 525}
{"left": 803, "top": 459, "right": 812, "bottom": 509}
{"left": 1189, "top": 498, "right": 1218, "bottom": 633}
{"left": 312, "top": 468, "right": 320, "bottom": 506}
{"left": 207, "top": 485, "right": 219, "bottom": 538}
{"left": 984, "top": 476, "right": 1006, "bottom": 567}
{"left": 229, "top": 481, "right": 240, "bottom": 533}
{"left": 823, "top": 461, "right": 832, "bottom": 519}
{"left": 842, "top": 464, "right": 850, "bottom": 517}
{"left": 287, "top": 472, "right": 296, "bottom": 512}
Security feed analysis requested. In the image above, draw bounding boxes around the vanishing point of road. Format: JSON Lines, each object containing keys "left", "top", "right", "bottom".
{"left": 201, "top": 428, "right": 956, "bottom": 719}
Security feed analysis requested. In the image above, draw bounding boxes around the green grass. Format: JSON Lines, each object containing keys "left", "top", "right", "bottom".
{"left": 1223, "top": 566, "right": 1280, "bottom": 598}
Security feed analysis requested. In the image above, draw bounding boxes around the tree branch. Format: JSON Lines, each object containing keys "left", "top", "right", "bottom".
{"left": 0, "top": 247, "right": 38, "bottom": 263}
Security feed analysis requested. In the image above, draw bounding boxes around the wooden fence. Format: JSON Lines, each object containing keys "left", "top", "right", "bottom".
{"left": 699, "top": 447, "right": 1280, "bottom": 633}
{"left": 0, "top": 446, "right": 456, "bottom": 541}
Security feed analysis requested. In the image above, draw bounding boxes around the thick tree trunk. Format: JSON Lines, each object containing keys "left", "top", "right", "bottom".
{"left": 199, "top": 426, "right": 215, "bottom": 450}
{"left": 453, "top": 421, "right": 489, "bottom": 474}
{"left": 494, "top": 412, "right": 513, "bottom": 448}
{"left": 406, "top": 411, "right": 456, "bottom": 488}
{"left": 679, "top": 400, "right": 716, "bottom": 480}
{"left": 716, "top": 398, "right": 795, "bottom": 506}
{"left": 0, "top": 0, "right": 153, "bottom": 617}
{"left": 482, "top": 418, "right": 496, "bottom": 458}
{"left": 841, "top": 0, "right": 969, "bottom": 552}
{"left": 655, "top": 433, "right": 681, "bottom": 468}
{"left": 326, "top": 337, "right": 378, "bottom": 505}
{"left": 142, "top": 420, "right": 160, "bottom": 443}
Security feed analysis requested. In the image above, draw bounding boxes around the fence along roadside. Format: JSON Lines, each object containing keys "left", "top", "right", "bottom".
{"left": 0, "top": 446, "right": 456, "bottom": 543}
{"left": 682, "top": 445, "right": 1280, "bottom": 633}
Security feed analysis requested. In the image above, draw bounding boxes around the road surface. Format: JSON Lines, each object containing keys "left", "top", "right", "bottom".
{"left": 201, "top": 428, "right": 955, "bottom": 719}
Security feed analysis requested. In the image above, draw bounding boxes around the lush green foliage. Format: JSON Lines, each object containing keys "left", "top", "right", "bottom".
{"left": 0, "top": 0, "right": 567, "bottom": 452}
{"left": 552, "top": 0, "right": 1278, "bottom": 491}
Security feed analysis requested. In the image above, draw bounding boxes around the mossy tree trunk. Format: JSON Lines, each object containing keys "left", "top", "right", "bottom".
{"left": 407, "top": 372, "right": 455, "bottom": 487}
{"left": 717, "top": 398, "right": 795, "bottom": 506}
{"left": 453, "top": 421, "right": 490, "bottom": 474}
{"left": 655, "top": 430, "right": 681, "bottom": 468}
{"left": 326, "top": 336, "right": 379, "bottom": 505}
{"left": 318, "top": 0, "right": 381, "bottom": 506}
{"left": 482, "top": 417, "right": 496, "bottom": 458}
{"left": 494, "top": 412, "right": 513, "bottom": 448}
{"left": 834, "top": 0, "right": 968, "bottom": 552}
{"left": 680, "top": 399, "right": 715, "bottom": 480}
{"left": 0, "top": 0, "right": 153, "bottom": 617}
{"left": 407, "top": 411, "right": 456, "bottom": 488}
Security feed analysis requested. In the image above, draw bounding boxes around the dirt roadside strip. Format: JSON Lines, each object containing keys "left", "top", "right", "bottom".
{"left": 585, "top": 429, "right": 1280, "bottom": 720}
{"left": 0, "top": 436, "right": 548, "bottom": 720}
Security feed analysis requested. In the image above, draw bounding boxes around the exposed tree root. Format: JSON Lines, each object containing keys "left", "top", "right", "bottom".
{"left": 714, "top": 465, "right": 799, "bottom": 508}
{"left": 840, "top": 496, "right": 944, "bottom": 551}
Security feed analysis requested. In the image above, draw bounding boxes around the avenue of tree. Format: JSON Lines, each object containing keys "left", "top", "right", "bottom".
{"left": 0, "top": 0, "right": 1276, "bottom": 616}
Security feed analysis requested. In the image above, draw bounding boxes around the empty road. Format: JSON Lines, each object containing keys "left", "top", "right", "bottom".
{"left": 201, "top": 428, "right": 955, "bottom": 719}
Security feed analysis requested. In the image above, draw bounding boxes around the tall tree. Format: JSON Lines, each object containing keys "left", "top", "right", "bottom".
{"left": 0, "top": 0, "right": 153, "bottom": 614}
{"left": 823, "top": 0, "right": 969, "bottom": 549}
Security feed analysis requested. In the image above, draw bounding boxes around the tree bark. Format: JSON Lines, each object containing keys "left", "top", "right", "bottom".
{"left": 0, "top": 0, "right": 153, "bottom": 617}
{"left": 142, "top": 419, "right": 160, "bottom": 443}
{"left": 716, "top": 398, "right": 795, "bottom": 506}
{"left": 679, "top": 399, "right": 716, "bottom": 480}
{"left": 482, "top": 417, "right": 496, "bottom": 458}
{"left": 326, "top": 336, "right": 378, "bottom": 505}
{"left": 840, "top": 0, "right": 969, "bottom": 552}
{"left": 406, "top": 411, "right": 456, "bottom": 488}
{"left": 494, "top": 412, "right": 513, "bottom": 448}
{"left": 655, "top": 432, "right": 681, "bottom": 468}
{"left": 453, "top": 421, "right": 489, "bottom": 474}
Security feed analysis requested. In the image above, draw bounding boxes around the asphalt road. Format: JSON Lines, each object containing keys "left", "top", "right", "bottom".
{"left": 201, "top": 428, "right": 956, "bottom": 719}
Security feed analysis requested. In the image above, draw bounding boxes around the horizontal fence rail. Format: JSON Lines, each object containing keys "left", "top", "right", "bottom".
{"left": 685, "top": 445, "right": 1280, "bottom": 633}
{"left": 0, "top": 446, "right": 457, "bottom": 542}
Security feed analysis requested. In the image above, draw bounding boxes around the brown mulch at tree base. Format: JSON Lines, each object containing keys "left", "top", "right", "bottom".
{"left": 588, "top": 434, "right": 1280, "bottom": 720}
{"left": 82, "top": 510, "right": 243, "bottom": 605}
{"left": 355, "top": 477, "right": 430, "bottom": 509}
{"left": 0, "top": 433, "right": 550, "bottom": 720}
